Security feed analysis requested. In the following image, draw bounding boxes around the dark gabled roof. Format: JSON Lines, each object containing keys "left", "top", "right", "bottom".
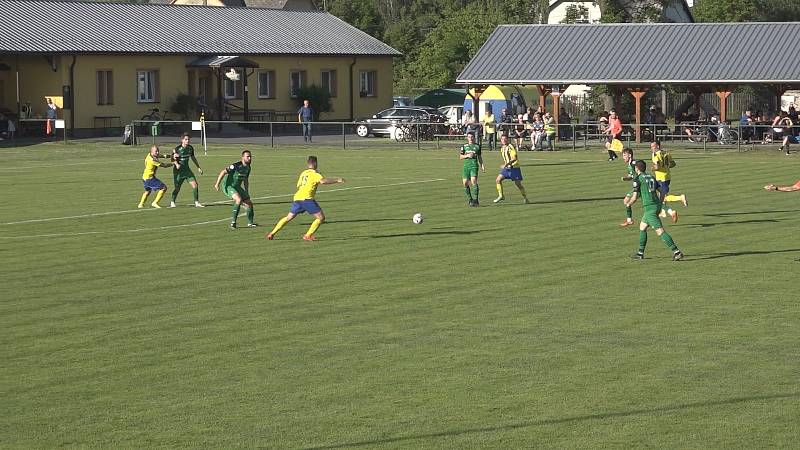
{"left": 457, "top": 22, "right": 800, "bottom": 85}
{"left": 0, "top": 0, "right": 401, "bottom": 56}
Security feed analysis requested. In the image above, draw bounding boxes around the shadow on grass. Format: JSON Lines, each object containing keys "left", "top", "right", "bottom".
{"left": 704, "top": 210, "right": 800, "bottom": 217}
{"left": 303, "top": 392, "right": 800, "bottom": 450}
{"left": 686, "top": 248, "right": 800, "bottom": 260}
{"left": 530, "top": 196, "right": 619, "bottom": 205}
{"left": 686, "top": 219, "right": 780, "bottom": 228}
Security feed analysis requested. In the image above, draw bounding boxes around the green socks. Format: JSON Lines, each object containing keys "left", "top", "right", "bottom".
{"left": 660, "top": 232, "right": 678, "bottom": 251}
{"left": 246, "top": 205, "right": 254, "bottom": 224}
{"left": 638, "top": 230, "right": 648, "bottom": 253}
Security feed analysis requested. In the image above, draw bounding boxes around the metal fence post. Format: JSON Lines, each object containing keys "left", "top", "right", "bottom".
{"left": 342, "top": 122, "right": 346, "bottom": 150}
{"left": 583, "top": 123, "right": 588, "bottom": 150}
{"left": 416, "top": 123, "right": 420, "bottom": 151}
{"left": 737, "top": 123, "right": 741, "bottom": 152}
{"left": 270, "top": 122, "right": 274, "bottom": 148}
{"left": 572, "top": 124, "right": 576, "bottom": 151}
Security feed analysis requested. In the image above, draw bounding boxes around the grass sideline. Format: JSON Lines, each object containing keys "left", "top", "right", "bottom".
{"left": 2, "top": 141, "right": 799, "bottom": 448}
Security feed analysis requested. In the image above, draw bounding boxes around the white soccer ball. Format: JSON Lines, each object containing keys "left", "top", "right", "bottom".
{"left": 412, "top": 213, "right": 424, "bottom": 224}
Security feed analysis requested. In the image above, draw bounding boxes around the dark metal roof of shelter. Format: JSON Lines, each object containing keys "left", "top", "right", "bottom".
{"left": 457, "top": 22, "right": 800, "bottom": 85}
{"left": 0, "top": 0, "right": 401, "bottom": 56}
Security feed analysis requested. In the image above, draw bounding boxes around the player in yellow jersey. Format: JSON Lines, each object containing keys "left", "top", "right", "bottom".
{"left": 266, "top": 155, "right": 345, "bottom": 241}
{"left": 651, "top": 141, "right": 687, "bottom": 223}
{"left": 493, "top": 134, "right": 529, "bottom": 203}
{"left": 138, "top": 145, "right": 175, "bottom": 209}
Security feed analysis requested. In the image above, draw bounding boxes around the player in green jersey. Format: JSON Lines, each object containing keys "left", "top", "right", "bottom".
{"left": 625, "top": 160, "right": 684, "bottom": 261}
{"left": 619, "top": 148, "right": 636, "bottom": 227}
{"left": 459, "top": 131, "right": 485, "bottom": 207}
{"left": 214, "top": 150, "right": 256, "bottom": 229}
{"left": 170, "top": 133, "right": 204, "bottom": 208}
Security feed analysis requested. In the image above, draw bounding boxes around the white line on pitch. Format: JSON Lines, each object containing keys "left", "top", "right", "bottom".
{"left": 0, "top": 178, "right": 446, "bottom": 227}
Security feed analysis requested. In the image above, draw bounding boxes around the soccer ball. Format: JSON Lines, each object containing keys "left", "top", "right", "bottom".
{"left": 412, "top": 213, "right": 424, "bottom": 224}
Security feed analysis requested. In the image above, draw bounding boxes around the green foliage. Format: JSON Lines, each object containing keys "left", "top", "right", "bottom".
{"left": 561, "top": 4, "right": 590, "bottom": 23}
{"left": 692, "top": 0, "right": 758, "bottom": 22}
{"left": 294, "top": 84, "right": 331, "bottom": 120}
{"left": 169, "top": 92, "right": 197, "bottom": 120}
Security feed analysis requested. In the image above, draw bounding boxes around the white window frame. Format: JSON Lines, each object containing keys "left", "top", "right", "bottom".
{"left": 290, "top": 70, "right": 306, "bottom": 99}
{"left": 321, "top": 69, "right": 337, "bottom": 98}
{"left": 359, "top": 70, "right": 377, "bottom": 97}
{"left": 257, "top": 70, "right": 275, "bottom": 99}
{"left": 137, "top": 70, "right": 158, "bottom": 103}
{"left": 223, "top": 70, "right": 240, "bottom": 100}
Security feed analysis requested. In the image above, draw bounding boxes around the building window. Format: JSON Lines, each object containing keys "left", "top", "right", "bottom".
{"left": 96, "top": 70, "right": 113, "bottom": 105}
{"left": 224, "top": 70, "right": 241, "bottom": 99}
{"left": 137, "top": 70, "right": 159, "bottom": 103}
{"left": 359, "top": 71, "right": 377, "bottom": 97}
{"left": 258, "top": 70, "right": 275, "bottom": 99}
{"left": 321, "top": 70, "right": 337, "bottom": 98}
{"left": 290, "top": 70, "right": 306, "bottom": 98}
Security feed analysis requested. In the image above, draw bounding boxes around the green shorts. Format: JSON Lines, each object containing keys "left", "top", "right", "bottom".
{"left": 462, "top": 165, "right": 479, "bottom": 179}
{"left": 173, "top": 170, "right": 196, "bottom": 187}
{"left": 223, "top": 184, "right": 249, "bottom": 201}
{"left": 641, "top": 207, "right": 663, "bottom": 229}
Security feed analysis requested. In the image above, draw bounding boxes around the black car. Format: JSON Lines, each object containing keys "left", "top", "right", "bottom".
{"left": 355, "top": 107, "right": 444, "bottom": 138}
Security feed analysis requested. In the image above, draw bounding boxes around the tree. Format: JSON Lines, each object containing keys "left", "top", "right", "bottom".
{"left": 294, "top": 85, "right": 331, "bottom": 121}
{"left": 692, "top": 0, "right": 758, "bottom": 22}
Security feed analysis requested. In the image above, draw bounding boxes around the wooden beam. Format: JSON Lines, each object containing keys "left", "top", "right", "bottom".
{"left": 537, "top": 85, "right": 551, "bottom": 110}
{"left": 715, "top": 87, "right": 733, "bottom": 123}
{"left": 628, "top": 88, "right": 647, "bottom": 143}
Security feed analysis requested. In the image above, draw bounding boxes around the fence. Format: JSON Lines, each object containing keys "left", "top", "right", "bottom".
{"left": 10, "top": 118, "right": 796, "bottom": 153}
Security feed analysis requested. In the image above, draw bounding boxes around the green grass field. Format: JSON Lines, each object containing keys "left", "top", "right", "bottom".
{"left": 2, "top": 140, "right": 799, "bottom": 448}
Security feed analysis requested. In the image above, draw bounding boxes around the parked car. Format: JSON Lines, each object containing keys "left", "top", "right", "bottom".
{"left": 438, "top": 104, "right": 464, "bottom": 126}
{"left": 393, "top": 96, "right": 413, "bottom": 107}
{"left": 354, "top": 106, "right": 444, "bottom": 138}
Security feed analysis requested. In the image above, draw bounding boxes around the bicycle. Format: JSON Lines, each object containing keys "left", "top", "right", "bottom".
{"left": 140, "top": 108, "right": 170, "bottom": 135}
{"left": 708, "top": 123, "right": 739, "bottom": 144}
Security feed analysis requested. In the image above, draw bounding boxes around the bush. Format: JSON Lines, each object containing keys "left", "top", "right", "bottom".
{"left": 170, "top": 92, "right": 197, "bottom": 120}
{"left": 294, "top": 85, "right": 331, "bottom": 121}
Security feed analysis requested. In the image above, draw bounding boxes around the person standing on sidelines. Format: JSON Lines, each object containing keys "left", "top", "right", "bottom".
{"left": 604, "top": 109, "right": 622, "bottom": 161}
{"left": 481, "top": 108, "right": 497, "bottom": 152}
{"left": 459, "top": 131, "right": 485, "bottom": 207}
{"left": 298, "top": 99, "right": 314, "bottom": 143}
{"left": 170, "top": 133, "right": 204, "bottom": 208}
{"left": 266, "top": 155, "right": 345, "bottom": 241}
{"left": 626, "top": 160, "right": 684, "bottom": 261}
{"left": 45, "top": 98, "right": 58, "bottom": 136}
{"left": 214, "top": 150, "right": 257, "bottom": 229}
{"left": 493, "top": 134, "right": 529, "bottom": 204}
{"left": 138, "top": 145, "right": 174, "bottom": 209}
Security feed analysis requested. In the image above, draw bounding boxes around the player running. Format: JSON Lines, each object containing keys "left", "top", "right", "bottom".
{"left": 651, "top": 141, "right": 687, "bottom": 223}
{"left": 626, "top": 160, "right": 684, "bottom": 261}
{"left": 493, "top": 134, "right": 529, "bottom": 204}
{"left": 619, "top": 147, "right": 636, "bottom": 227}
{"left": 138, "top": 145, "right": 175, "bottom": 209}
{"left": 214, "top": 150, "right": 256, "bottom": 229}
{"left": 266, "top": 155, "right": 345, "bottom": 241}
{"left": 459, "top": 131, "right": 485, "bottom": 207}
{"left": 170, "top": 133, "right": 204, "bottom": 208}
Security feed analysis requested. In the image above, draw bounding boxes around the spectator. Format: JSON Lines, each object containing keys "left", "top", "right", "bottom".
{"left": 500, "top": 107, "right": 514, "bottom": 137}
{"left": 463, "top": 110, "right": 480, "bottom": 137}
{"left": 45, "top": 97, "right": 57, "bottom": 136}
{"left": 604, "top": 109, "right": 622, "bottom": 160}
{"left": 543, "top": 112, "right": 556, "bottom": 151}
{"left": 558, "top": 107, "right": 572, "bottom": 140}
{"left": 514, "top": 114, "right": 527, "bottom": 150}
{"left": 531, "top": 113, "right": 544, "bottom": 150}
{"left": 297, "top": 99, "right": 313, "bottom": 143}
{"left": 481, "top": 107, "right": 497, "bottom": 151}
{"left": 789, "top": 104, "right": 798, "bottom": 123}
{"left": 739, "top": 110, "right": 754, "bottom": 143}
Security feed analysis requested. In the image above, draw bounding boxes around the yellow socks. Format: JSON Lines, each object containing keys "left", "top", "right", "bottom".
{"left": 138, "top": 192, "right": 149, "bottom": 207}
{"left": 496, "top": 183, "right": 504, "bottom": 197}
{"left": 305, "top": 218, "right": 322, "bottom": 237}
{"left": 269, "top": 216, "right": 290, "bottom": 236}
{"left": 665, "top": 194, "right": 682, "bottom": 203}
{"left": 153, "top": 190, "right": 165, "bottom": 205}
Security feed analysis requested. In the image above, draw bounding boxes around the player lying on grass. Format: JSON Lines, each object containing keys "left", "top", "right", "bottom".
{"left": 214, "top": 150, "right": 256, "bottom": 229}
{"left": 626, "top": 159, "right": 684, "bottom": 261}
{"left": 266, "top": 155, "right": 345, "bottom": 241}
{"left": 138, "top": 145, "right": 176, "bottom": 209}
{"left": 764, "top": 180, "right": 800, "bottom": 192}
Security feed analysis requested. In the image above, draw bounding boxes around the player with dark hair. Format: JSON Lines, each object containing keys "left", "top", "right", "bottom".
{"left": 626, "top": 160, "right": 684, "bottom": 261}
{"left": 619, "top": 147, "right": 636, "bottom": 227}
{"left": 266, "top": 156, "right": 345, "bottom": 241}
{"left": 493, "top": 134, "right": 529, "bottom": 204}
{"left": 170, "top": 133, "right": 204, "bottom": 208}
{"left": 459, "top": 131, "right": 485, "bottom": 207}
{"left": 214, "top": 150, "right": 256, "bottom": 229}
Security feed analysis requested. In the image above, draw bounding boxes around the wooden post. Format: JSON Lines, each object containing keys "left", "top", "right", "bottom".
{"left": 715, "top": 88, "right": 732, "bottom": 123}
{"left": 629, "top": 88, "right": 646, "bottom": 143}
{"left": 537, "top": 84, "right": 551, "bottom": 110}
